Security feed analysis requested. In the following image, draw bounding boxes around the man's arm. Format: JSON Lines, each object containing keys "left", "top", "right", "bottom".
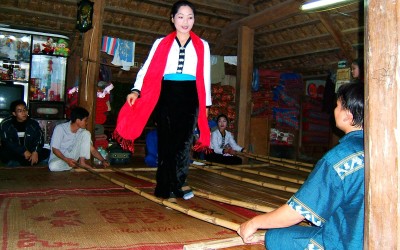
{"left": 31, "top": 121, "right": 45, "bottom": 153}
{"left": 237, "top": 204, "right": 304, "bottom": 243}
{"left": 52, "top": 147, "right": 78, "bottom": 168}
{"left": 28, "top": 121, "right": 45, "bottom": 165}
{"left": 0, "top": 123, "right": 26, "bottom": 155}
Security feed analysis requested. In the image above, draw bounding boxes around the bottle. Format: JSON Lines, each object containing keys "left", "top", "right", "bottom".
{"left": 94, "top": 146, "right": 108, "bottom": 165}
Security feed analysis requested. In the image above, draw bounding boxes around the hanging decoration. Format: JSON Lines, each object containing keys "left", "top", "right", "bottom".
{"left": 76, "top": 0, "right": 94, "bottom": 33}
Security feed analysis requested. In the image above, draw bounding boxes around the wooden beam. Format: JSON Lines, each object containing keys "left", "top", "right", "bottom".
{"left": 318, "top": 12, "right": 355, "bottom": 62}
{"left": 257, "top": 8, "right": 359, "bottom": 35}
{"left": 140, "top": 0, "right": 247, "bottom": 19}
{"left": 255, "top": 43, "right": 363, "bottom": 64}
{"left": 78, "top": 0, "right": 105, "bottom": 134}
{"left": 256, "top": 27, "right": 363, "bottom": 51}
{"left": 214, "top": 0, "right": 301, "bottom": 54}
{"left": 104, "top": 6, "right": 222, "bottom": 31}
{"left": 236, "top": 26, "right": 254, "bottom": 154}
{"left": 365, "top": 1, "right": 400, "bottom": 248}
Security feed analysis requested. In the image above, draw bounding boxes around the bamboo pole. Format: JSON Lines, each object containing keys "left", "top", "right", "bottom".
{"left": 237, "top": 152, "right": 313, "bottom": 173}
{"left": 110, "top": 167, "right": 277, "bottom": 213}
{"left": 183, "top": 231, "right": 265, "bottom": 250}
{"left": 77, "top": 165, "right": 242, "bottom": 231}
{"left": 240, "top": 151, "right": 314, "bottom": 168}
{"left": 74, "top": 165, "right": 228, "bottom": 172}
{"left": 190, "top": 164, "right": 299, "bottom": 193}
{"left": 197, "top": 160, "right": 305, "bottom": 184}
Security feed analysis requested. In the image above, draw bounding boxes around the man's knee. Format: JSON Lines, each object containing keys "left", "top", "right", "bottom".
{"left": 49, "top": 160, "right": 71, "bottom": 172}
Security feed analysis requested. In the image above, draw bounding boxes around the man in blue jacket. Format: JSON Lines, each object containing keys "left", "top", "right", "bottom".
{"left": 0, "top": 100, "right": 50, "bottom": 166}
{"left": 238, "top": 83, "right": 365, "bottom": 249}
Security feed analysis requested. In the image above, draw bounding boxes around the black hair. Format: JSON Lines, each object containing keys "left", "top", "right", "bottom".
{"left": 352, "top": 58, "right": 364, "bottom": 82}
{"left": 217, "top": 114, "right": 229, "bottom": 123}
{"left": 10, "top": 100, "right": 26, "bottom": 113}
{"left": 352, "top": 58, "right": 364, "bottom": 72}
{"left": 171, "top": 0, "right": 196, "bottom": 19}
{"left": 70, "top": 106, "right": 89, "bottom": 123}
{"left": 336, "top": 83, "right": 364, "bottom": 128}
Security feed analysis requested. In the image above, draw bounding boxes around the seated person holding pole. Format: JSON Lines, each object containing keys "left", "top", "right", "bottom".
{"left": 48, "top": 107, "right": 110, "bottom": 172}
{"left": 205, "top": 114, "right": 246, "bottom": 165}
{"left": 0, "top": 100, "right": 50, "bottom": 166}
{"left": 237, "top": 83, "right": 364, "bottom": 249}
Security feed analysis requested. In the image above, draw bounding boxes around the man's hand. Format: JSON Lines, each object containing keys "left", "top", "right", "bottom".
{"left": 23, "top": 150, "right": 32, "bottom": 160}
{"left": 78, "top": 157, "right": 93, "bottom": 169}
{"left": 29, "top": 151, "right": 39, "bottom": 165}
{"left": 102, "top": 160, "right": 110, "bottom": 168}
{"left": 65, "top": 158, "right": 78, "bottom": 168}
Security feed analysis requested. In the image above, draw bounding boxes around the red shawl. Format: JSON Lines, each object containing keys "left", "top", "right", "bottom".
{"left": 113, "top": 31, "right": 210, "bottom": 153}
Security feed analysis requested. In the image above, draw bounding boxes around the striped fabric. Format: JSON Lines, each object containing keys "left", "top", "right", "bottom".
{"left": 101, "top": 36, "right": 117, "bottom": 55}
{"left": 175, "top": 37, "right": 191, "bottom": 74}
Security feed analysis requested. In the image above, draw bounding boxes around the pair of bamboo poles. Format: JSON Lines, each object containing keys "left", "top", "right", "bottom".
{"left": 77, "top": 152, "right": 315, "bottom": 248}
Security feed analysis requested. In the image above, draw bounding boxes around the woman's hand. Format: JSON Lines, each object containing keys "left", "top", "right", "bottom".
{"left": 226, "top": 148, "right": 236, "bottom": 155}
{"left": 127, "top": 92, "right": 139, "bottom": 106}
{"left": 237, "top": 219, "right": 258, "bottom": 243}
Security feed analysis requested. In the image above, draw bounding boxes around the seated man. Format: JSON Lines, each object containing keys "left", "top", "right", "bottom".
{"left": 0, "top": 100, "right": 50, "bottom": 166}
{"left": 238, "top": 83, "right": 364, "bottom": 249}
{"left": 48, "top": 107, "right": 110, "bottom": 172}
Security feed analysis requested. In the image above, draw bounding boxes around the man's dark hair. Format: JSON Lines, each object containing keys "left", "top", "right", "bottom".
{"left": 336, "top": 83, "right": 364, "bottom": 128}
{"left": 10, "top": 100, "right": 26, "bottom": 113}
{"left": 70, "top": 107, "right": 89, "bottom": 123}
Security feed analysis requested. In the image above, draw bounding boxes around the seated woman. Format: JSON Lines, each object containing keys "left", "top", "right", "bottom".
{"left": 351, "top": 58, "right": 364, "bottom": 84}
{"left": 205, "top": 114, "right": 246, "bottom": 165}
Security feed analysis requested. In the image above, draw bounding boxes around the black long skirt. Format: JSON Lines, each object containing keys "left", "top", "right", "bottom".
{"left": 153, "top": 79, "right": 198, "bottom": 198}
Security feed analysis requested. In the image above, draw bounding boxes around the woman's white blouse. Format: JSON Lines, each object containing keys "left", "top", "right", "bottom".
{"left": 132, "top": 37, "right": 212, "bottom": 106}
{"left": 210, "top": 130, "right": 243, "bottom": 154}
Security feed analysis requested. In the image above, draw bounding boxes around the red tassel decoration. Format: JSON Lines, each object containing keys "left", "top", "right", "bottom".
{"left": 112, "top": 130, "right": 135, "bottom": 153}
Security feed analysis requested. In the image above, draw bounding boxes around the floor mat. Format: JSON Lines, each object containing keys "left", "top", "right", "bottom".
{"left": 0, "top": 189, "right": 258, "bottom": 250}
{"left": 0, "top": 167, "right": 152, "bottom": 195}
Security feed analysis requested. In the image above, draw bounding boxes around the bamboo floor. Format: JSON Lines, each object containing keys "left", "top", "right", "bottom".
{"left": 1, "top": 154, "right": 315, "bottom": 250}
{"left": 87, "top": 154, "right": 314, "bottom": 249}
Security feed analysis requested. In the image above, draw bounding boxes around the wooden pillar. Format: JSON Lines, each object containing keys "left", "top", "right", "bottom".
{"left": 365, "top": 0, "right": 400, "bottom": 248}
{"left": 79, "top": 0, "right": 105, "bottom": 134}
{"left": 236, "top": 26, "right": 254, "bottom": 150}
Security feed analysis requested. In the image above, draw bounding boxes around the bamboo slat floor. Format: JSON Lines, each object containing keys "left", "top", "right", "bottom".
{"left": 1, "top": 156, "right": 313, "bottom": 249}
{"left": 111, "top": 156, "right": 313, "bottom": 249}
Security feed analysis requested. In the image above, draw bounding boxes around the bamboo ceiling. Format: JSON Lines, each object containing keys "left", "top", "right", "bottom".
{"left": 0, "top": 0, "right": 364, "bottom": 80}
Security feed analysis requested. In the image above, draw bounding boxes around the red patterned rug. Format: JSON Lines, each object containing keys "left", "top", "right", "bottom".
{"left": 0, "top": 167, "right": 260, "bottom": 250}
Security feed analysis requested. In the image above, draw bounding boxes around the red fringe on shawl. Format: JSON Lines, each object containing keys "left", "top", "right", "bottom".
{"left": 192, "top": 141, "right": 212, "bottom": 154}
{"left": 114, "top": 129, "right": 211, "bottom": 154}
{"left": 112, "top": 130, "right": 135, "bottom": 153}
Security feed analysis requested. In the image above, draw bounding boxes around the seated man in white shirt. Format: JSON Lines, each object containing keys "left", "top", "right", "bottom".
{"left": 48, "top": 107, "right": 109, "bottom": 172}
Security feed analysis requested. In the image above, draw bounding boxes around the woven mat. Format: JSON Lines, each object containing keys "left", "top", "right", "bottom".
{"left": 0, "top": 191, "right": 258, "bottom": 250}
{"left": 0, "top": 167, "right": 152, "bottom": 195}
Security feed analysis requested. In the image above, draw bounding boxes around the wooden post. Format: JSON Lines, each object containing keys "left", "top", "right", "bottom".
{"left": 365, "top": 0, "right": 400, "bottom": 248}
{"left": 79, "top": 0, "right": 105, "bottom": 134}
{"left": 236, "top": 26, "right": 254, "bottom": 153}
